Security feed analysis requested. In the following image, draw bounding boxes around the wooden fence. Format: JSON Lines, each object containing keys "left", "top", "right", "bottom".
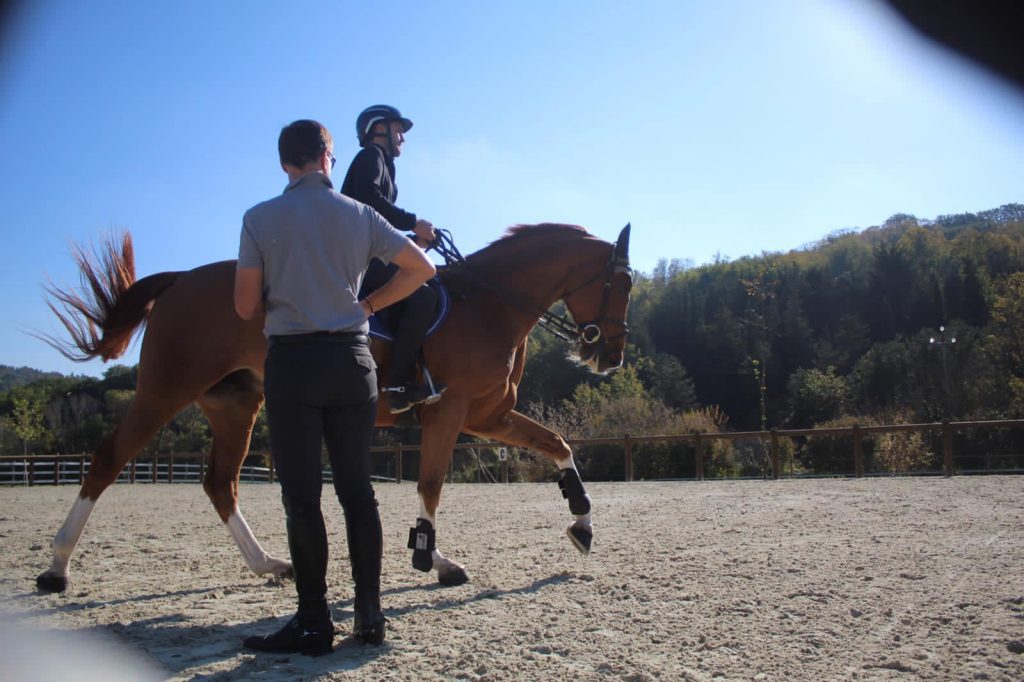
{"left": 2, "top": 418, "right": 1023, "bottom": 486}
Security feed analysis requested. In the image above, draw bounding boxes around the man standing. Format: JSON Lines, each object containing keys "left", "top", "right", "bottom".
{"left": 342, "top": 104, "right": 445, "bottom": 414}
{"left": 235, "top": 119, "right": 434, "bottom": 653}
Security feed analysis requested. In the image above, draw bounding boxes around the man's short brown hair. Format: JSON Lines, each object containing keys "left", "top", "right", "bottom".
{"left": 278, "top": 119, "right": 332, "bottom": 168}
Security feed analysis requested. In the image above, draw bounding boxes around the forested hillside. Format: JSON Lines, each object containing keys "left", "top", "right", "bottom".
{"left": 514, "top": 204, "right": 1024, "bottom": 477}
{"left": 0, "top": 366, "right": 64, "bottom": 393}
{"left": 635, "top": 204, "right": 1024, "bottom": 429}
{"left": 3, "top": 204, "right": 1023, "bottom": 477}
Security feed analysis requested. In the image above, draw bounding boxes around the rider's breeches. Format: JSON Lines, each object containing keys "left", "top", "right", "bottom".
{"left": 263, "top": 335, "right": 381, "bottom": 622}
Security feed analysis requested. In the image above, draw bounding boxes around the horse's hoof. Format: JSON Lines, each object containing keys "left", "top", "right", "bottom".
{"left": 36, "top": 572, "right": 68, "bottom": 593}
{"left": 438, "top": 567, "right": 469, "bottom": 587}
{"left": 566, "top": 524, "right": 593, "bottom": 555}
{"left": 270, "top": 561, "right": 294, "bottom": 580}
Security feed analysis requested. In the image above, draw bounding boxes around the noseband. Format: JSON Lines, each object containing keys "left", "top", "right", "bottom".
{"left": 539, "top": 246, "right": 632, "bottom": 347}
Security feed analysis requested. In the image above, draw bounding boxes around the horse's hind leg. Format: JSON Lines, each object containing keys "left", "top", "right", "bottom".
{"left": 197, "top": 371, "right": 291, "bottom": 579}
{"left": 37, "top": 394, "right": 187, "bottom": 593}
{"left": 466, "top": 409, "right": 593, "bottom": 554}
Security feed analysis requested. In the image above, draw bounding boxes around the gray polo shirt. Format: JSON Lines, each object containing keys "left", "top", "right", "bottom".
{"left": 238, "top": 171, "right": 409, "bottom": 337}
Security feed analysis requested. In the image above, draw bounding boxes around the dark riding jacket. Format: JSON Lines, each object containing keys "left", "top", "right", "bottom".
{"left": 340, "top": 144, "right": 417, "bottom": 231}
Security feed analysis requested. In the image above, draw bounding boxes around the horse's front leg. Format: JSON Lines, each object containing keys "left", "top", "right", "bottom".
{"left": 413, "top": 397, "right": 470, "bottom": 586}
{"left": 466, "top": 410, "right": 593, "bottom": 554}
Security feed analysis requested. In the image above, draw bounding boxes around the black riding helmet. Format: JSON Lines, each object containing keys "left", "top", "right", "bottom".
{"left": 356, "top": 105, "right": 413, "bottom": 147}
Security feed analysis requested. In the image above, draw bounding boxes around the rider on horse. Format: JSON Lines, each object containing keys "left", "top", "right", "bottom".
{"left": 341, "top": 104, "right": 446, "bottom": 415}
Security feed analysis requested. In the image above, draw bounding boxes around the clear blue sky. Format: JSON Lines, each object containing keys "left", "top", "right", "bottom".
{"left": 2, "top": 0, "right": 1022, "bottom": 377}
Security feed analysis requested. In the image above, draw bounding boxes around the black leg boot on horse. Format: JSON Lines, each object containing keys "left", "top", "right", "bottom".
{"left": 344, "top": 499, "right": 386, "bottom": 645}
{"left": 558, "top": 467, "right": 593, "bottom": 553}
{"left": 244, "top": 497, "right": 334, "bottom": 656}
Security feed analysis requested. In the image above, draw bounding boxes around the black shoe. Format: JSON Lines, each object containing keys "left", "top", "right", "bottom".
{"left": 386, "top": 382, "right": 447, "bottom": 414}
{"left": 353, "top": 611, "right": 387, "bottom": 646}
{"left": 243, "top": 615, "right": 333, "bottom": 656}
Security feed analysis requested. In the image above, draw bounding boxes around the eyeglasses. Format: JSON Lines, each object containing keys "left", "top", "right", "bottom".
{"left": 327, "top": 152, "right": 336, "bottom": 169}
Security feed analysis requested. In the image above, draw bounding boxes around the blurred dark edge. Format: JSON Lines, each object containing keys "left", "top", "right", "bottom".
{"left": 0, "top": 0, "right": 20, "bottom": 42}
{"left": 884, "top": 0, "right": 1024, "bottom": 93}
{"left": 0, "top": 0, "right": 26, "bottom": 81}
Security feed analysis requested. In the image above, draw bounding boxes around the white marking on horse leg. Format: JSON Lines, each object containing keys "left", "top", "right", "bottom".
{"left": 417, "top": 494, "right": 437, "bottom": 527}
{"left": 431, "top": 548, "right": 458, "bottom": 572}
{"left": 226, "top": 510, "right": 292, "bottom": 577}
{"left": 555, "top": 455, "right": 592, "bottom": 526}
{"left": 48, "top": 496, "right": 95, "bottom": 577}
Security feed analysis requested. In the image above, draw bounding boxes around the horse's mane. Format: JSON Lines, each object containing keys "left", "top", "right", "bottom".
{"left": 439, "top": 223, "right": 595, "bottom": 291}
{"left": 499, "top": 222, "right": 589, "bottom": 241}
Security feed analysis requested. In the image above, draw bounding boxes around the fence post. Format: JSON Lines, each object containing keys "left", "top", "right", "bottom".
{"left": 29, "top": 459, "right": 35, "bottom": 486}
{"left": 269, "top": 455, "right": 275, "bottom": 484}
{"left": 502, "top": 456, "right": 509, "bottom": 484}
{"left": 130, "top": 458, "right": 136, "bottom": 483}
{"left": 152, "top": 455, "right": 158, "bottom": 483}
{"left": 852, "top": 425, "right": 864, "bottom": 478}
{"left": 169, "top": 453, "right": 175, "bottom": 484}
{"left": 395, "top": 447, "right": 403, "bottom": 483}
{"left": 943, "top": 420, "right": 954, "bottom": 477}
{"left": 79, "top": 455, "right": 85, "bottom": 484}
{"left": 694, "top": 434, "right": 704, "bottom": 481}
{"left": 770, "top": 429, "right": 781, "bottom": 480}
{"left": 53, "top": 458, "right": 60, "bottom": 485}
{"left": 624, "top": 435, "right": 633, "bottom": 482}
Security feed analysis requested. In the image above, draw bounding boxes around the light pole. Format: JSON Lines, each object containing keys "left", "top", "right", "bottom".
{"left": 929, "top": 325, "right": 956, "bottom": 416}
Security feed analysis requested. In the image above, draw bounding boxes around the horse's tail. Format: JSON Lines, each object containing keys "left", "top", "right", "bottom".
{"left": 41, "top": 232, "right": 181, "bottom": 362}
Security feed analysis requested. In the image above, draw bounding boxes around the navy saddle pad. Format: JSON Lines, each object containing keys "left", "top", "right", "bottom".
{"left": 368, "top": 278, "right": 451, "bottom": 342}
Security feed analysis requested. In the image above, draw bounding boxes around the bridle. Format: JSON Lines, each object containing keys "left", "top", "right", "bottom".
{"left": 431, "top": 228, "right": 631, "bottom": 347}
{"left": 540, "top": 247, "right": 632, "bottom": 347}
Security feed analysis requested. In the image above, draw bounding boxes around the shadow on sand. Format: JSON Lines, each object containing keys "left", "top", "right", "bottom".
{"left": 14, "top": 572, "right": 576, "bottom": 679}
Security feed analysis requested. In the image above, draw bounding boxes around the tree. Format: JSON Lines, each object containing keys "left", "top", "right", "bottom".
{"left": 988, "top": 272, "right": 1024, "bottom": 416}
{"left": 739, "top": 260, "right": 780, "bottom": 431}
{"left": 101, "top": 364, "right": 138, "bottom": 391}
{"left": 517, "top": 315, "right": 595, "bottom": 410}
{"left": 786, "top": 366, "right": 851, "bottom": 428}
{"left": 10, "top": 392, "right": 48, "bottom": 455}
{"left": 104, "top": 389, "right": 135, "bottom": 422}
{"left": 633, "top": 351, "right": 696, "bottom": 411}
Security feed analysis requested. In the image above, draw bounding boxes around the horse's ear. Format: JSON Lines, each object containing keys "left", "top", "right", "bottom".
{"left": 614, "top": 223, "right": 631, "bottom": 263}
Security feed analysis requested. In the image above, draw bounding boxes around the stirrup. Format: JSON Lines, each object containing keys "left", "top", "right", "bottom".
{"left": 421, "top": 367, "right": 445, "bottom": 405}
{"left": 385, "top": 385, "right": 416, "bottom": 415}
{"left": 385, "top": 383, "right": 443, "bottom": 415}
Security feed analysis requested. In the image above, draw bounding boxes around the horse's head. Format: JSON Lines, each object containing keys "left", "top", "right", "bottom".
{"left": 563, "top": 223, "right": 633, "bottom": 373}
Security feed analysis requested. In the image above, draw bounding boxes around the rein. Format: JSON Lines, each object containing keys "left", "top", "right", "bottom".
{"left": 430, "top": 229, "right": 631, "bottom": 346}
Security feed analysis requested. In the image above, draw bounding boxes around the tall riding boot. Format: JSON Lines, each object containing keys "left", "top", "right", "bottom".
{"left": 344, "top": 498, "right": 386, "bottom": 645}
{"left": 386, "top": 285, "right": 445, "bottom": 415}
{"left": 243, "top": 497, "right": 332, "bottom": 655}
{"left": 284, "top": 499, "right": 332, "bottom": 627}
{"left": 388, "top": 285, "right": 437, "bottom": 387}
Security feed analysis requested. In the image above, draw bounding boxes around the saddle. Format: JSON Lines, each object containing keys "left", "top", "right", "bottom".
{"left": 367, "top": 277, "right": 451, "bottom": 342}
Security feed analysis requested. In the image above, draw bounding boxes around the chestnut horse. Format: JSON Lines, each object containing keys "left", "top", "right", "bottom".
{"left": 36, "top": 223, "right": 632, "bottom": 592}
